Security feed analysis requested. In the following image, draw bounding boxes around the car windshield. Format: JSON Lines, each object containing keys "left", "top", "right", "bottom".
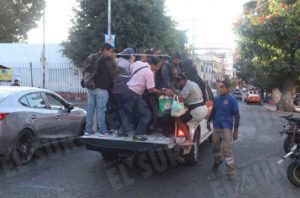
{"left": 0, "top": 91, "right": 10, "bottom": 104}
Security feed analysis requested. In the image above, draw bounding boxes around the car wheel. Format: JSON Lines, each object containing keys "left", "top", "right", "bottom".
{"left": 185, "top": 127, "right": 200, "bottom": 166}
{"left": 11, "top": 129, "right": 36, "bottom": 166}
{"left": 287, "top": 161, "right": 300, "bottom": 187}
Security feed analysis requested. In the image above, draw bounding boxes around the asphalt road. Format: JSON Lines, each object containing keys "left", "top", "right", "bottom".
{"left": 0, "top": 102, "right": 300, "bottom": 198}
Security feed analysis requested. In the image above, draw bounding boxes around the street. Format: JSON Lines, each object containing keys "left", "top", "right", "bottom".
{"left": 0, "top": 102, "right": 299, "bottom": 198}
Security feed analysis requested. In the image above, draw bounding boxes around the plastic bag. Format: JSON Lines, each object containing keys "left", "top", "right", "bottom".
{"left": 159, "top": 96, "right": 173, "bottom": 115}
{"left": 171, "top": 96, "right": 186, "bottom": 117}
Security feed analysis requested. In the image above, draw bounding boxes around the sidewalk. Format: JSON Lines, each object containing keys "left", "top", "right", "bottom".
{"left": 264, "top": 104, "right": 300, "bottom": 113}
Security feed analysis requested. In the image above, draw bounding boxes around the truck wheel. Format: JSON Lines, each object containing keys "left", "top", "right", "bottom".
{"left": 185, "top": 127, "right": 200, "bottom": 166}
{"left": 78, "top": 121, "right": 86, "bottom": 137}
{"left": 12, "top": 129, "right": 36, "bottom": 166}
{"left": 284, "top": 135, "right": 293, "bottom": 153}
{"left": 287, "top": 161, "right": 300, "bottom": 187}
{"left": 100, "top": 151, "right": 119, "bottom": 161}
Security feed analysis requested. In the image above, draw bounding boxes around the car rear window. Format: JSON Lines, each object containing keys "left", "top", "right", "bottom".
{"left": 0, "top": 91, "right": 10, "bottom": 104}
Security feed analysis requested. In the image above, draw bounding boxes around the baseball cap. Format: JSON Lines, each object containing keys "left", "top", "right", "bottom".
{"left": 120, "top": 48, "right": 135, "bottom": 55}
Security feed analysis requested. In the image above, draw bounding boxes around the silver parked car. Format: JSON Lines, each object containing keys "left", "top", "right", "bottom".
{"left": 0, "top": 86, "right": 86, "bottom": 165}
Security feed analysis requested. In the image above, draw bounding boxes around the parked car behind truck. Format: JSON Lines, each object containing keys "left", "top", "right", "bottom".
{"left": 0, "top": 86, "right": 86, "bottom": 165}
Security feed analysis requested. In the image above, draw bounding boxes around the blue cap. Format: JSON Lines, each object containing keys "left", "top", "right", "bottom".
{"left": 121, "top": 48, "right": 135, "bottom": 55}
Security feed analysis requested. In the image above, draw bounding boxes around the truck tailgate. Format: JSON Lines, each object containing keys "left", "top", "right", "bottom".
{"left": 74, "top": 132, "right": 175, "bottom": 153}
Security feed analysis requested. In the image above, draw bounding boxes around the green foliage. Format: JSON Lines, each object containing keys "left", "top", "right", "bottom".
{"left": 234, "top": 0, "right": 300, "bottom": 89}
{"left": 62, "top": 0, "right": 187, "bottom": 67}
{"left": 0, "top": 0, "right": 45, "bottom": 42}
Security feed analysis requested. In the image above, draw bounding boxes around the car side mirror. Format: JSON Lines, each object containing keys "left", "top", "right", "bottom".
{"left": 66, "top": 103, "right": 74, "bottom": 111}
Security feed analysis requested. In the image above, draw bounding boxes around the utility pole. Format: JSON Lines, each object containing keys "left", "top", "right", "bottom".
{"left": 41, "top": 8, "right": 46, "bottom": 89}
{"left": 107, "top": 0, "right": 112, "bottom": 44}
{"left": 192, "top": 19, "right": 195, "bottom": 63}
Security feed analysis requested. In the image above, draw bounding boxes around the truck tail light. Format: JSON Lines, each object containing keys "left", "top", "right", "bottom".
{"left": 177, "top": 129, "right": 185, "bottom": 138}
{"left": 0, "top": 113, "right": 9, "bottom": 120}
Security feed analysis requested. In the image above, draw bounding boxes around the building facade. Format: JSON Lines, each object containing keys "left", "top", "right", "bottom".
{"left": 0, "top": 43, "right": 84, "bottom": 95}
{"left": 194, "top": 52, "right": 226, "bottom": 86}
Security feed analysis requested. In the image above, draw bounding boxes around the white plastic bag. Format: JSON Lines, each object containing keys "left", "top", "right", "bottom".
{"left": 171, "top": 96, "right": 186, "bottom": 117}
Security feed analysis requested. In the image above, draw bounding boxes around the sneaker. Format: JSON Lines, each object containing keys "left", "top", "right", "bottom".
{"left": 133, "top": 134, "right": 148, "bottom": 141}
{"left": 96, "top": 130, "right": 112, "bottom": 137}
{"left": 84, "top": 132, "right": 93, "bottom": 136}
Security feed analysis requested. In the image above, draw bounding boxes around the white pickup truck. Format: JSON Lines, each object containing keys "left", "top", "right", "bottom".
{"left": 75, "top": 85, "right": 214, "bottom": 166}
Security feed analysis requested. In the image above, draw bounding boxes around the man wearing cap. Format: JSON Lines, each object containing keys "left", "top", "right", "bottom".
{"left": 84, "top": 43, "right": 116, "bottom": 136}
{"left": 118, "top": 56, "right": 172, "bottom": 141}
{"left": 174, "top": 73, "right": 208, "bottom": 144}
{"left": 208, "top": 80, "right": 240, "bottom": 181}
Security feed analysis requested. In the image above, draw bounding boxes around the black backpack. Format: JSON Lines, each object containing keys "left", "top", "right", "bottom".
{"left": 81, "top": 53, "right": 101, "bottom": 89}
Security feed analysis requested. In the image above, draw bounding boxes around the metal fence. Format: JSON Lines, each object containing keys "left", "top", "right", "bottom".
{"left": 0, "top": 62, "right": 86, "bottom": 94}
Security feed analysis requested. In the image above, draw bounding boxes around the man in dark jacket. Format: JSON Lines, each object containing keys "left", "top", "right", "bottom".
{"left": 156, "top": 52, "right": 182, "bottom": 90}
{"left": 84, "top": 43, "right": 116, "bottom": 136}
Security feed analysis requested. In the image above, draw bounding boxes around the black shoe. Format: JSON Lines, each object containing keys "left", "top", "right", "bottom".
{"left": 133, "top": 134, "right": 148, "bottom": 141}
{"left": 212, "top": 161, "right": 223, "bottom": 172}
{"left": 226, "top": 173, "right": 235, "bottom": 182}
{"left": 116, "top": 131, "right": 129, "bottom": 137}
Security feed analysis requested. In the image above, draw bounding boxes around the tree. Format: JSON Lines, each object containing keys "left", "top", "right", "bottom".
{"left": 62, "top": 0, "right": 187, "bottom": 67}
{"left": 0, "top": 0, "right": 45, "bottom": 42}
{"left": 234, "top": 0, "right": 300, "bottom": 111}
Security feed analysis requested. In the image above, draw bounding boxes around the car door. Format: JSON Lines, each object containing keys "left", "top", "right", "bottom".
{"left": 43, "top": 92, "right": 81, "bottom": 137}
{"left": 23, "top": 92, "right": 62, "bottom": 141}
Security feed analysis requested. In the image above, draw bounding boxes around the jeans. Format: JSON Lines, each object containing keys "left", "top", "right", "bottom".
{"left": 119, "top": 87, "right": 151, "bottom": 134}
{"left": 85, "top": 88, "right": 109, "bottom": 133}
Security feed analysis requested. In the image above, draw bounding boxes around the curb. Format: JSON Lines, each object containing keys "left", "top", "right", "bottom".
{"left": 263, "top": 105, "right": 300, "bottom": 115}
{"left": 263, "top": 105, "right": 277, "bottom": 112}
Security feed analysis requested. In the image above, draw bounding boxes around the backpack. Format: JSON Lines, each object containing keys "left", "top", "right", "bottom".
{"left": 81, "top": 53, "right": 101, "bottom": 89}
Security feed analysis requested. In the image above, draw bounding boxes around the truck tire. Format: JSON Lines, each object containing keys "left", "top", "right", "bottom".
{"left": 100, "top": 151, "right": 119, "bottom": 161}
{"left": 287, "top": 161, "right": 300, "bottom": 187}
{"left": 284, "top": 135, "right": 293, "bottom": 153}
{"left": 185, "top": 127, "right": 200, "bottom": 166}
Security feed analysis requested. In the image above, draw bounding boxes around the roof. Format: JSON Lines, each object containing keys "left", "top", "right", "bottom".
{"left": 0, "top": 64, "right": 10, "bottom": 69}
{"left": 0, "top": 43, "right": 71, "bottom": 65}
